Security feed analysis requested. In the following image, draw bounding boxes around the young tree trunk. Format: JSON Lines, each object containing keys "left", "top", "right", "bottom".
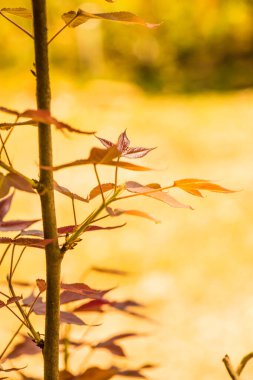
{"left": 31, "top": 1, "right": 61, "bottom": 379}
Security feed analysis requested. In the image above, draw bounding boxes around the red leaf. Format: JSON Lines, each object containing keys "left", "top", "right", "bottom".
{"left": 20, "top": 109, "right": 95, "bottom": 135}
{"left": 95, "top": 333, "right": 138, "bottom": 357}
{"left": 62, "top": 9, "right": 160, "bottom": 29}
{"left": 86, "top": 224, "right": 126, "bottom": 232}
{"left": 107, "top": 207, "right": 160, "bottom": 224}
{"left": 61, "top": 283, "right": 112, "bottom": 299}
{"left": 123, "top": 146, "right": 156, "bottom": 159}
{"left": 54, "top": 181, "right": 88, "bottom": 202}
{"left": 0, "top": 219, "right": 40, "bottom": 232}
{"left": 36, "top": 279, "right": 46, "bottom": 293}
{"left": 125, "top": 181, "right": 192, "bottom": 209}
{"left": 7, "top": 296, "right": 22, "bottom": 305}
{"left": 6, "top": 335, "right": 41, "bottom": 359}
{"left": 173, "top": 178, "right": 236, "bottom": 197}
{"left": 95, "top": 136, "right": 114, "bottom": 149}
{"left": 0, "top": 237, "right": 53, "bottom": 248}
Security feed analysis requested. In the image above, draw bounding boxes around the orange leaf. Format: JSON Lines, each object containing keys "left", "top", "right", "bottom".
{"left": 173, "top": 178, "right": 235, "bottom": 197}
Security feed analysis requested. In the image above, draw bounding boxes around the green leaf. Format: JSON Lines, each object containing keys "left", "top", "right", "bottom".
{"left": 62, "top": 9, "right": 159, "bottom": 29}
{"left": 1, "top": 8, "right": 32, "bottom": 19}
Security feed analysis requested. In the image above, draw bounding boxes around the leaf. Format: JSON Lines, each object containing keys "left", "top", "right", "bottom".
{"left": 91, "top": 266, "right": 128, "bottom": 276}
{"left": 6, "top": 296, "right": 22, "bottom": 305}
{"left": 125, "top": 181, "right": 192, "bottom": 209}
{"left": 44, "top": 147, "right": 150, "bottom": 172}
{"left": 96, "top": 131, "right": 156, "bottom": 159}
{"left": 54, "top": 181, "right": 88, "bottom": 203}
{"left": 173, "top": 178, "right": 236, "bottom": 197}
{"left": 0, "top": 173, "right": 11, "bottom": 198}
{"left": 0, "top": 219, "right": 40, "bottom": 232}
{"left": 0, "top": 107, "right": 19, "bottom": 117}
{"left": 95, "top": 333, "right": 138, "bottom": 358}
{"left": 0, "top": 237, "right": 53, "bottom": 249}
{"left": 1, "top": 8, "right": 32, "bottom": 18}
{"left": 61, "top": 283, "right": 112, "bottom": 299}
{"left": 0, "top": 193, "right": 13, "bottom": 221}
{"left": 107, "top": 207, "right": 160, "bottom": 224}
{"left": 20, "top": 109, "right": 95, "bottom": 135}
{"left": 89, "top": 183, "right": 115, "bottom": 201}
{"left": 86, "top": 224, "right": 126, "bottom": 232}
{"left": 23, "top": 294, "right": 85, "bottom": 326}
{"left": 36, "top": 279, "right": 46, "bottom": 293}
{"left": 71, "top": 366, "right": 118, "bottom": 380}
{"left": 118, "top": 365, "right": 154, "bottom": 378}
{"left": 7, "top": 173, "right": 35, "bottom": 193}
{"left": 62, "top": 9, "right": 159, "bottom": 29}
{"left": 6, "top": 335, "right": 41, "bottom": 359}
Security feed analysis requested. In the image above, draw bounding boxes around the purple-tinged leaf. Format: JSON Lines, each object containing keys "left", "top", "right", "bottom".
{"left": 58, "top": 225, "right": 76, "bottom": 236}
{"left": 117, "top": 130, "right": 130, "bottom": 153}
{"left": 0, "top": 219, "right": 40, "bottom": 232}
{"left": 95, "top": 136, "right": 114, "bottom": 149}
{"left": 0, "top": 237, "right": 53, "bottom": 249}
{"left": 0, "top": 193, "right": 13, "bottom": 221}
{"left": 54, "top": 181, "right": 88, "bottom": 202}
{"left": 125, "top": 181, "right": 192, "bottom": 209}
{"left": 118, "top": 365, "right": 154, "bottom": 379}
{"left": 107, "top": 207, "right": 160, "bottom": 224}
{"left": 86, "top": 224, "right": 126, "bottom": 232}
{"left": 89, "top": 183, "right": 115, "bottom": 200}
{"left": 91, "top": 266, "right": 128, "bottom": 276}
{"left": 123, "top": 146, "right": 156, "bottom": 159}
{"left": 0, "top": 173, "right": 11, "bottom": 199}
{"left": 0, "top": 301, "right": 6, "bottom": 308}
{"left": 95, "top": 333, "right": 138, "bottom": 357}
{"left": 23, "top": 294, "right": 85, "bottom": 325}
{"left": 6, "top": 335, "right": 41, "bottom": 359}
{"left": 20, "top": 230, "right": 44, "bottom": 238}
{"left": 61, "top": 283, "right": 112, "bottom": 299}
{"left": 73, "top": 299, "right": 109, "bottom": 312}
{"left": 6, "top": 173, "right": 35, "bottom": 193}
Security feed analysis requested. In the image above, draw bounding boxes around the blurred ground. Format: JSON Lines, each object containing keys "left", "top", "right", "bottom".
{"left": 0, "top": 79, "right": 252, "bottom": 379}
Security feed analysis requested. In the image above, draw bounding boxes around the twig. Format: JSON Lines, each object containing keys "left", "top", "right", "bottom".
{"left": 71, "top": 198, "right": 77, "bottom": 226}
{"left": 223, "top": 355, "right": 241, "bottom": 380}
{"left": 0, "top": 323, "right": 23, "bottom": 360}
{"left": 47, "top": 16, "right": 78, "bottom": 45}
{"left": 0, "top": 126, "right": 16, "bottom": 157}
{"left": 0, "top": 134, "right": 12, "bottom": 166}
{"left": 0, "top": 159, "right": 35, "bottom": 185}
{"left": 0, "top": 12, "right": 34, "bottom": 39}
{"left": 236, "top": 352, "right": 253, "bottom": 375}
{"left": 11, "top": 247, "right": 27, "bottom": 277}
{"left": 0, "top": 244, "right": 11, "bottom": 267}
{"left": 114, "top": 156, "right": 120, "bottom": 193}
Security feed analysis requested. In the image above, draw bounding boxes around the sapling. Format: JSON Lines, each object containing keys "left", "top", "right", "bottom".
{"left": 0, "top": 2, "right": 235, "bottom": 380}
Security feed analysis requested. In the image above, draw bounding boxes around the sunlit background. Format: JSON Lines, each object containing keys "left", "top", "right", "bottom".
{"left": 0, "top": 1, "right": 253, "bottom": 379}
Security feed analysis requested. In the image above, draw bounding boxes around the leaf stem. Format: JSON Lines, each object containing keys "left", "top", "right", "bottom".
{"left": 0, "top": 12, "right": 34, "bottom": 39}
{"left": 0, "top": 134, "right": 12, "bottom": 166}
{"left": 47, "top": 15, "right": 78, "bottom": 45}
{"left": 0, "top": 159, "right": 35, "bottom": 186}
{"left": 114, "top": 156, "right": 120, "bottom": 193}
{"left": 0, "top": 323, "right": 23, "bottom": 360}
{"left": 11, "top": 247, "right": 26, "bottom": 277}
{"left": 93, "top": 164, "right": 105, "bottom": 204}
{"left": 71, "top": 198, "right": 77, "bottom": 225}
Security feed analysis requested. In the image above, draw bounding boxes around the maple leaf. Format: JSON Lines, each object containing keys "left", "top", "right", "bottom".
{"left": 96, "top": 130, "right": 155, "bottom": 159}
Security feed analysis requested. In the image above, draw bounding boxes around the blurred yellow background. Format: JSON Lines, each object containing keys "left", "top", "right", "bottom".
{"left": 0, "top": 1, "right": 253, "bottom": 379}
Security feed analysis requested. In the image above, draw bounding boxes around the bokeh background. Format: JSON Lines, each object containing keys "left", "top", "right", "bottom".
{"left": 0, "top": 1, "right": 253, "bottom": 379}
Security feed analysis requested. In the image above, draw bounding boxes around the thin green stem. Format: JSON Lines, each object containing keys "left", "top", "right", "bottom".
{"left": 93, "top": 164, "right": 105, "bottom": 204}
{"left": 114, "top": 156, "right": 120, "bottom": 193}
{"left": 0, "top": 12, "right": 34, "bottom": 39}
{"left": 0, "top": 159, "right": 35, "bottom": 185}
{"left": 72, "top": 198, "right": 77, "bottom": 226}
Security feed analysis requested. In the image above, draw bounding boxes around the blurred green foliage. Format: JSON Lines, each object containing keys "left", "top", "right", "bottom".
{"left": 1, "top": 0, "right": 253, "bottom": 92}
